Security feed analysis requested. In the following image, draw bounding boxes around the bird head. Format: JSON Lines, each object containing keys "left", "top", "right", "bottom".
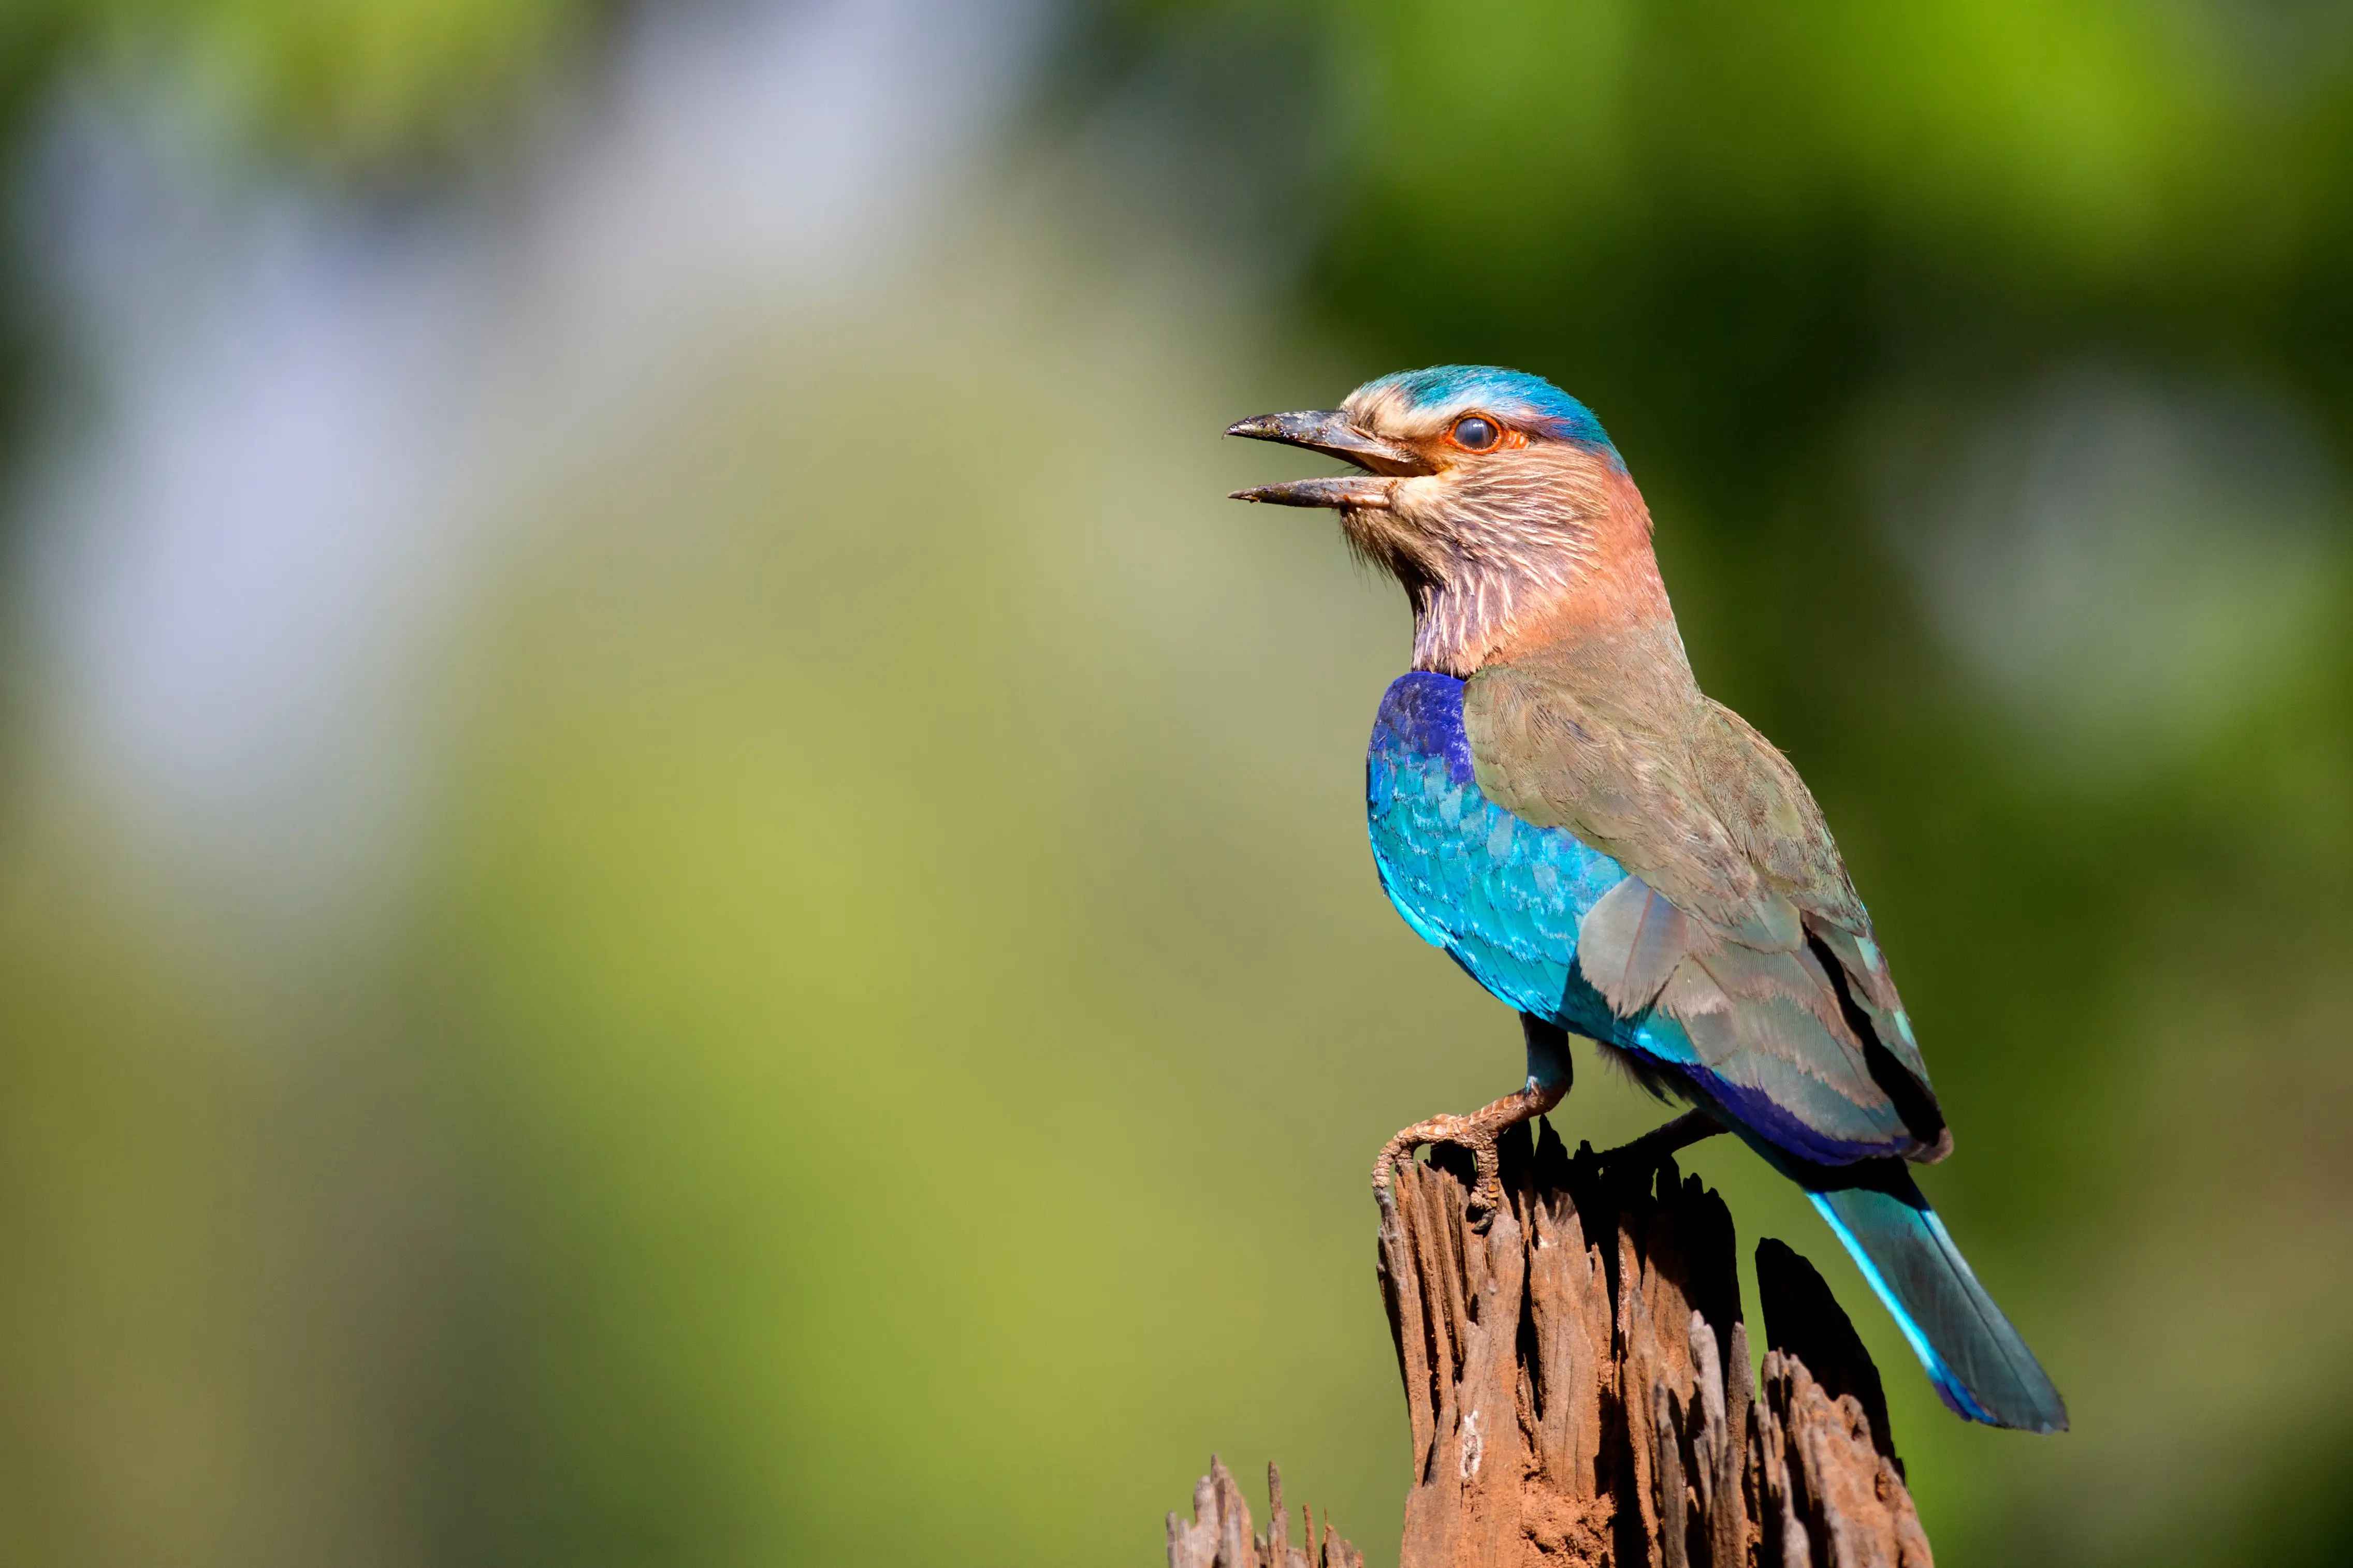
{"left": 1227, "top": 365, "right": 1666, "bottom": 674}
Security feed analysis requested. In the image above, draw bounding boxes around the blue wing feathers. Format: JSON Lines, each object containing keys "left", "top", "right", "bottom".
{"left": 1369, "top": 673, "right": 1707, "bottom": 1070}
{"left": 1368, "top": 673, "right": 1628, "bottom": 1036}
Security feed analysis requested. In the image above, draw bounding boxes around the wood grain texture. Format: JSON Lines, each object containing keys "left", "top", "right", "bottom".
{"left": 1369, "top": 1120, "right": 1933, "bottom": 1567}
{"left": 1166, "top": 1457, "right": 1365, "bottom": 1568}
{"left": 1752, "top": 1355, "right": 1931, "bottom": 1568}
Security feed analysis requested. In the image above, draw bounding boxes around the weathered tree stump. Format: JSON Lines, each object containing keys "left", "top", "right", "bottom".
{"left": 1378, "top": 1120, "right": 1930, "bottom": 1568}
{"left": 1164, "top": 1118, "right": 1930, "bottom": 1568}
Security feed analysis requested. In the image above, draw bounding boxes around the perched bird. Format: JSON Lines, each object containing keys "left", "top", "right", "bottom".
{"left": 1226, "top": 367, "right": 2067, "bottom": 1433}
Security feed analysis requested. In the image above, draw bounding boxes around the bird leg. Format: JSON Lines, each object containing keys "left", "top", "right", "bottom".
{"left": 1594, "top": 1108, "right": 1724, "bottom": 1174}
{"left": 1374, "top": 1016, "right": 1572, "bottom": 1227}
{"left": 1373, "top": 1080, "right": 1565, "bottom": 1225}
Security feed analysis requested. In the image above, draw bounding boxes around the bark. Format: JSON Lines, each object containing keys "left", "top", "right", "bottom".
{"left": 1375, "top": 1121, "right": 1931, "bottom": 1568}
{"left": 1165, "top": 1119, "right": 1932, "bottom": 1568}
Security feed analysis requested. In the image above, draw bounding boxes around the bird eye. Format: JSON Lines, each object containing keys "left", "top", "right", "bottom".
{"left": 1449, "top": 414, "right": 1502, "bottom": 452}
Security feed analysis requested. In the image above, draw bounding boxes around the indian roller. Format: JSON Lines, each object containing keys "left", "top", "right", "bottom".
{"left": 1225, "top": 367, "right": 2067, "bottom": 1433}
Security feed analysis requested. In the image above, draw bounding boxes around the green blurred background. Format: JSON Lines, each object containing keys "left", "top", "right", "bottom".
{"left": 1, "top": 2, "right": 2348, "bottom": 1563}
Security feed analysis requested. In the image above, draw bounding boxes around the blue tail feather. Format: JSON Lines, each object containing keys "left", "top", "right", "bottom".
{"left": 1805, "top": 1176, "right": 2068, "bottom": 1433}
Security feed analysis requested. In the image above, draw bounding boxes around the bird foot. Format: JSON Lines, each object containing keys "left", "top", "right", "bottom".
{"left": 1373, "top": 1079, "right": 1566, "bottom": 1231}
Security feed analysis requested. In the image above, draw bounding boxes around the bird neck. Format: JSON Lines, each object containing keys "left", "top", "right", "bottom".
{"left": 1408, "top": 564, "right": 1569, "bottom": 678}
{"left": 1408, "top": 462, "right": 1690, "bottom": 682}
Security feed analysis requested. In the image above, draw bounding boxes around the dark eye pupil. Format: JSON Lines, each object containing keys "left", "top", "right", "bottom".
{"left": 1455, "top": 416, "right": 1498, "bottom": 449}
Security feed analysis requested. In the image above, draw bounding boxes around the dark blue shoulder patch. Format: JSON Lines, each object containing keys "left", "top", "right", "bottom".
{"left": 1372, "top": 671, "right": 1477, "bottom": 785}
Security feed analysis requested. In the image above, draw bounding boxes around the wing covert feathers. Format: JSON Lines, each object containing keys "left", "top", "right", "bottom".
{"left": 1470, "top": 647, "right": 1947, "bottom": 1163}
{"left": 1576, "top": 874, "right": 1688, "bottom": 1014}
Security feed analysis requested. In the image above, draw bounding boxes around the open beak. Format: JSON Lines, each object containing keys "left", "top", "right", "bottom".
{"left": 1224, "top": 409, "right": 1433, "bottom": 508}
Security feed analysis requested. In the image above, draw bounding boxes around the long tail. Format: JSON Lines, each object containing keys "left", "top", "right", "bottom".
{"left": 1804, "top": 1165, "right": 2068, "bottom": 1433}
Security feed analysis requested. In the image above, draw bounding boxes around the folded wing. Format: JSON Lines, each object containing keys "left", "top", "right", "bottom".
{"left": 1466, "top": 658, "right": 1948, "bottom": 1166}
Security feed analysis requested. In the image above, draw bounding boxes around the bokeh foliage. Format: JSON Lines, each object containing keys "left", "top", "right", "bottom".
{"left": 2, "top": 4, "right": 2351, "bottom": 1566}
{"left": 2, "top": 0, "right": 600, "bottom": 163}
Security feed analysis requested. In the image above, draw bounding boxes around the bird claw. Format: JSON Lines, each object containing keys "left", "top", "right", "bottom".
{"left": 1372, "top": 1078, "right": 1565, "bottom": 1232}
{"left": 1374, "top": 1115, "right": 1505, "bottom": 1228}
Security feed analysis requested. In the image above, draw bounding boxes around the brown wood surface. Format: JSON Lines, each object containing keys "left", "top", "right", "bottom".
{"left": 1167, "top": 1118, "right": 1933, "bottom": 1568}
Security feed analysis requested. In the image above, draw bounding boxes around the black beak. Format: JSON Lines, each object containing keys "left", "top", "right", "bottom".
{"left": 1224, "top": 408, "right": 1433, "bottom": 508}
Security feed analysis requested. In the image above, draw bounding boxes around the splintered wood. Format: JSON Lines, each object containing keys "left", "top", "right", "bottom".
{"left": 1166, "top": 1457, "right": 1364, "bottom": 1568}
{"left": 1374, "top": 1122, "right": 1932, "bottom": 1568}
